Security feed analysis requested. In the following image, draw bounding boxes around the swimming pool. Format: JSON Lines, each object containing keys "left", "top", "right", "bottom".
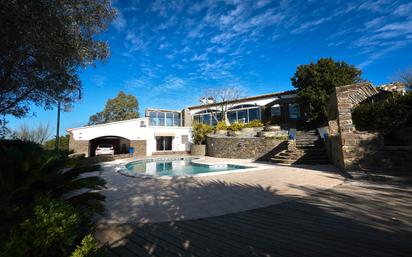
{"left": 123, "top": 157, "right": 249, "bottom": 177}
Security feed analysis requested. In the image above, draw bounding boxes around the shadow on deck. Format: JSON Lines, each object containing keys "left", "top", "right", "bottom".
{"left": 96, "top": 180, "right": 412, "bottom": 257}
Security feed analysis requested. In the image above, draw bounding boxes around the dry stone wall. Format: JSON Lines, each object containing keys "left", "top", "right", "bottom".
{"left": 206, "top": 135, "right": 286, "bottom": 160}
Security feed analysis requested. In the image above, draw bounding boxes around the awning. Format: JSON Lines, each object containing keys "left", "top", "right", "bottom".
{"left": 154, "top": 132, "right": 176, "bottom": 137}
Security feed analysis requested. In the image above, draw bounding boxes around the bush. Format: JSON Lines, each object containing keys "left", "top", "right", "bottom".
{"left": 2, "top": 198, "right": 103, "bottom": 257}
{"left": 215, "top": 121, "right": 228, "bottom": 130}
{"left": 227, "top": 122, "right": 244, "bottom": 131}
{"left": 2, "top": 198, "right": 80, "bottom": 257}
{"left": 352, "top": 92, "right": 412, "bottom": 133}
{"left": 192, "top": 123, "right": 212, "bottom": 145}
{"left": 70, "top": 234, "right": 103, "bottom": 257}
{"left": 245, "top": 120, "right": 263, "bottom": 128}
{"left": 0, "top": 140, "right": 106, "bottom": 238}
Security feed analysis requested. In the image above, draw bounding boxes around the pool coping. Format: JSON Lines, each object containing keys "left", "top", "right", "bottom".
{"left": 109, "top": 156, "right": 271, "bottom": 180}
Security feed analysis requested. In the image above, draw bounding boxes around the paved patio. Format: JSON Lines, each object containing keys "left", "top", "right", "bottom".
{"left": 96, "top": 157, "right": 344, "bottom": 224}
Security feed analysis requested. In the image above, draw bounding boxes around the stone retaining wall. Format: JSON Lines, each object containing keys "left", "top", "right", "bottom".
{"left": 206, "top": 135, "right": 286, "bottom": 160}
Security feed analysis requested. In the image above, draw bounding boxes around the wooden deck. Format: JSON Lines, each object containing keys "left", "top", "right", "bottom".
{"left": 98, "top": 181, "right": 412, "bottom": 257}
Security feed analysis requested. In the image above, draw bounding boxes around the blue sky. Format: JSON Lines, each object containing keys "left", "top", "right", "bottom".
{"left": 8, "top": 0, "right": 412, "bottom": 135}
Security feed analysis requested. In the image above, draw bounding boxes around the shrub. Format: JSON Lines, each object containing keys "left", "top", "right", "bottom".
{"left": 352, "top": 92, "right": 412, "bottom": 133}
{"left": 0, "top": 140, "right": 106, "bottom": 233}
{"left": 192, "top": 123, "right": 212, "bottom": 145}
{"left": 2, "top": 198, "right": 103, "bottom": 257}
{"left": 227, "top": 122, "right": 244, "bottom": 131}
{"left": 70, "top": 234, "right": 103, "bottom": 257}
{"left": 2, "top": 198, "right": 80, "bottom": 257}
{"left": 245, "top": 120, "right": 263, "bottom": 128}
{"left": 215, "top": 121, "right": 228, "bottom": 130}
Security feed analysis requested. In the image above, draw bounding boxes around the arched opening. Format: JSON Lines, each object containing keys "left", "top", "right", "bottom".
{"left": 89, "top": 136, "right": 131, "bottom": 157}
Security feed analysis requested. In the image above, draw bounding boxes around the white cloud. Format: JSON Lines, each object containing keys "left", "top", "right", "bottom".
{"left": 155, "top": 76, "right": 186, "bottom": 91}
{"left": 393, "top": 3, "right": 412, "bottom": 16}
{"left": 357, "top": 41, "right": 409, "bottom": 68}
{"left": 113, "top": 10, "right": 127, "bottom": 31}
{"left": 90, "top": 75, "right": 107, "bottom": 88}
{"left": 191, "top": 53, "right": 208, "bottom": 61}
{"left": 256, "top": 0, "right": 271, "bottom": 9}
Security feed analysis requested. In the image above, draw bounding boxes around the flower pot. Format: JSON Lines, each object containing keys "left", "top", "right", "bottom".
{"left": 191, "top": 144, "right": 206, "bottom": 156}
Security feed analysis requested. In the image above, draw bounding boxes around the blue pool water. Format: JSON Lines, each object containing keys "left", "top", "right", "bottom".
{"left": 124, "top": 157, "right": 249, "bottom": 177}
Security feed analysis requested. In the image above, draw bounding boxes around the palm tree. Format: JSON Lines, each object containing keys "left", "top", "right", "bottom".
{"left": 0, "top": 140, "right": 106, "bottom": 229}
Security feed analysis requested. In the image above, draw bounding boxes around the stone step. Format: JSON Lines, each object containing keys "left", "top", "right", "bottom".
{"left": 285, "top": 148, "right": 327, "bottom": 154}
{"left": 275, "top": 152, "right": 329, "bottom": 159}
{"left": 296, "top": 144, "right": 324, "bottom": 148}
{"left": 279, "top": 153, "right": 328, "bottom": 159}
{"left": 271, "top": 157, "right": 330, "bottom": 165}
{"left": 296, "top": 141, "right": 323, "bottom": 145}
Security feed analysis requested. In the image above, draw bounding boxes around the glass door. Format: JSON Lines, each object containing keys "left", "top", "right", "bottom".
{"left": 156, "top": 136, "right": 173, "bottom": 151}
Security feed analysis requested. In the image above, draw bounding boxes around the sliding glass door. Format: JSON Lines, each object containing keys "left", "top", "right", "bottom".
{"left": 156, "top": 136, "right": 173, "bottom": 151}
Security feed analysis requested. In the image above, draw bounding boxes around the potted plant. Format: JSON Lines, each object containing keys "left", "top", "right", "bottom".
{"left": 191, "top": 123, "right": 212, "bottom": 156}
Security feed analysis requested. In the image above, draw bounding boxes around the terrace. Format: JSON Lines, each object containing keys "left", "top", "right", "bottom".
{"left": 95, "top": 157, "right": 412, "bottom": 256}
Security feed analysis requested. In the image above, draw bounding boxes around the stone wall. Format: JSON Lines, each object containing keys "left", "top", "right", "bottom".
{"left": 327, "top": 83, "right": 383, "bottom": 171}
{"left": 69, "top": 132, "right": 90, "bottom": 156}
{"left": 130, "top": 140, "right": 146, "bottom": 157}
{"left": 206, "top": 135, "right": 286, "bottom": 160}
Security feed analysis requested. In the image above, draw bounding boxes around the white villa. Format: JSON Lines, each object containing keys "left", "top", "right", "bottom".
{"left": 68, "top": 90, "right": 300, "bottom": 157}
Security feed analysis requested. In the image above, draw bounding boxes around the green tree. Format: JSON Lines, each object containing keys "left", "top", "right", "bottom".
{"left": 0, "top": 0, "right": 116, "bottom": 118}
{"left": 87, "top": 112, "right": 105, "bottom": 126}
{"left": 44, "top": 135, "right": 70, "bottom": 151}
{"left": 291, "top": 58, "right": 362, "bottom": 125}
{"left": 89, "top": 91, "right": 139, "bottom": 125}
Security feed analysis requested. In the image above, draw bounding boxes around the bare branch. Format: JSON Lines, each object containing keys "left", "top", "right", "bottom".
{"left": 201, "top": 86, "right": 243, "bottom": 124}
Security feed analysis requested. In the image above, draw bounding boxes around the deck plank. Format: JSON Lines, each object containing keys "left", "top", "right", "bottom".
{"left": 103, "top": 181, "right": 412, "bottom": 257}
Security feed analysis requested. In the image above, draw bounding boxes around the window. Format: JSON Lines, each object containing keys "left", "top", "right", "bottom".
{"left": 193, "top": 109, "right": 220, "bottom": 126}
{"left": 226, "top": 107, "right": 261, "bottom": 123}
{"left": 156, "top": 136, "right": 173, "bottom": 151}
{"left": 157, "top": 112, "right": 165, "bottom": 126}
{"left": 288, "top": 104, "right": 300, "bottom": 119}
{"left": 228, "top": 111, "right": 237, "bottom": 123}
{"left": 248, "top": 108, "right": 260, "bottom": 121}
{"left": 173, "top": 113, "right": 181, "bottom": 126}
{"left": 149, "top": 111, "right": 157, "bottom": 126}
{"left": 149, "top": 111, "right": 181, "bottom": 126}
{"left": 237, "top": 109, "right": 247, "bottom": 123}
{"left": 271, "top": 105, "right": 281, "bottom": 116}
{"left": 166, "top": 112, "right": 173, "bottom": 126}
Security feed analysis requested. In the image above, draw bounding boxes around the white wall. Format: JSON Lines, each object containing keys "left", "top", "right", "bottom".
{"left": 68, "top": 118, "right": 192, "bottom": 156}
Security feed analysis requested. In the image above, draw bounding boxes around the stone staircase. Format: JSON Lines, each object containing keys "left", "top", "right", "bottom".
{"left": 271, "top": 129, "right": 330, "bottom": 165}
